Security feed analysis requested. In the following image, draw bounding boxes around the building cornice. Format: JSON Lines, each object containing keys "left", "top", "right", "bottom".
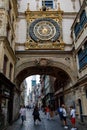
{"left": 15, "top": 49, "right": 73, "bottom": 55}
{"left": 72, "top": 74, "right": 87, "bottom": 88}
{"left": 17, "top": 12, "right": 77, "bottom": 19}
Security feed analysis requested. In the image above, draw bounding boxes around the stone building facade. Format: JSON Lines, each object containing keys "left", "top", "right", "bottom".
{"left": 0, "top": 0, "right": 87, "bottom": 129}
{"left": 71, "top": 0, "right": 87, "bottom": 121}
{"left": 0, "top": 0, "right": 17, "bottom": 129}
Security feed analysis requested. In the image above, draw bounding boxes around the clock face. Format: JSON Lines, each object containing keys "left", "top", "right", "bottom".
{"left": 34, "top": 21, "right": 56, "bottom": 41}
{"left": 29, "top": 18, "right": 60, "bottom": 42}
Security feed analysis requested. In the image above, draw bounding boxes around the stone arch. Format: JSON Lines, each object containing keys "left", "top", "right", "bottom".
{"left": 14, "top": 58, "right": 77, "bottom": 87}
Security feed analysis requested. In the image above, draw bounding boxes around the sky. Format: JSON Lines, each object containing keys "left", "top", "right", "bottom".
{"left": 26, "top": 75, "right": 40, "bottom": 95}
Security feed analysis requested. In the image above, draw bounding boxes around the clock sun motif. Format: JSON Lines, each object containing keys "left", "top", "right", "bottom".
{"left": 42, "top": 27, "right": 47, "bottom": 34}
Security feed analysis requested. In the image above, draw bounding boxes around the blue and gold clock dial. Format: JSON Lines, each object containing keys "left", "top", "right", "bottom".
{"left": 29, "top": 18, "right": 60, "bottom": 42}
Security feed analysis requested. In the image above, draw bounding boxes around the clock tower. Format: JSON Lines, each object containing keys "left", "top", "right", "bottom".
{"left": 25, "top": 3, "right": 64, "bottom": 50}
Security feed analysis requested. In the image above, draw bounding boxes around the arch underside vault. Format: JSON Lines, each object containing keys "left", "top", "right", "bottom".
{"left": 14, "top": 59, "right": 77, "bottom": 88}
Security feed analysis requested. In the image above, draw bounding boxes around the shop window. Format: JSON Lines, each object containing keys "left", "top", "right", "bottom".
{"left": 42, "top": 0, "right": 53, "bottom": 9}
{"left": 3, "top": 55, "right": 8, "bottom": 75}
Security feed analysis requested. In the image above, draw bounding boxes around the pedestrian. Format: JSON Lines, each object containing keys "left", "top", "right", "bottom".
{"left": 70, "top": 106, "right": 77, "bottom": 130}
{"left": 45, "top": 105, "right": 50, "bottom": 119}
{"left": 32, "top": 105, "right": 41, "bottom": 124}
{"left": 62, "top": 104, "right": 68, "bottom": 129}
{"left": 44, "top": 106, "right": 47, "bottom": 115}
{"left": 57, "top": 105, "right": 63, "bottom": 121}
{"left": 50, "top": 105, "right": 54, "bottom": 119}
{"left": 19, "top": 105, "right": 26, "bottom": 124}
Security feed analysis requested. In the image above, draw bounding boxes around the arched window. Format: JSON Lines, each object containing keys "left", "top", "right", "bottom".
{"left": 3, "top": 55, "right": 8, "bottom": 75}
{"left": 9, "top": 63, "right": 13, "bottom": 80}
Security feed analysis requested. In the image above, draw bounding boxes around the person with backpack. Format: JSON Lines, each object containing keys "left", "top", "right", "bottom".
{"left": 57, "top": 105, "right": 63, "bottom": 121}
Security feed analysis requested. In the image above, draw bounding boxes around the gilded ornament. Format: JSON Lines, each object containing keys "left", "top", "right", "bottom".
{"left": 25, "top": 4, "right": 64, "bottom": 50}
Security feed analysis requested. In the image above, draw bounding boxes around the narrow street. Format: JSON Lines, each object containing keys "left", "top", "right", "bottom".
{"left": 6, "top": 109, "right": 69, "bottom": 130}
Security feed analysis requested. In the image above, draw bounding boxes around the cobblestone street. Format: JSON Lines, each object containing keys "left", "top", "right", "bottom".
{"left": 5, "top": 109, "right": 87, "bottom": 130}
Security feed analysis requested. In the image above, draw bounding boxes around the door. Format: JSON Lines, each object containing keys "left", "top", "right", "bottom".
{"left": 78, "top": 99, "right": 83, "bottom": 122}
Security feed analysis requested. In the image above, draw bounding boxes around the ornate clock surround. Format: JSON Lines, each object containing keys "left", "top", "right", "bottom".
{"left": 25, "top": 5, "right": 65, "bottom": 50}
{"left": 29, "top": 18, "right": 60, "bottom": 42}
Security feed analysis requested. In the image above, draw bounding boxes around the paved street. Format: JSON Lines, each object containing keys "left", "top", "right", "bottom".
{"left": 6, "top": 109, "right": 69, "bottom": 130}
{"left": 6, "top": 109, "right": 87, "bottom": 130}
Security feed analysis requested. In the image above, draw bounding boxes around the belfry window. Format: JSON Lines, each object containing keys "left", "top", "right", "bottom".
{"left": 42, "top": 0, "right": 53, "bottom": 9}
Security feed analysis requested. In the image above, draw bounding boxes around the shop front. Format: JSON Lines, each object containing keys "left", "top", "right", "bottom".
{"left": 0, "top": 73, "right": 15, "bottom": 130}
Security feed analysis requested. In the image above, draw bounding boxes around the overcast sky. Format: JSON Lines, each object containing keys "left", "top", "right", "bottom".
{"left": 26, "top": 75, "right": 40, "bottom": 95}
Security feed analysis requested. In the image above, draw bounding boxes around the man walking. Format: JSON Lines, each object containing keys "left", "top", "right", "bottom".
{"left": 62, "top": 104, "right": 68, "bottom": 129}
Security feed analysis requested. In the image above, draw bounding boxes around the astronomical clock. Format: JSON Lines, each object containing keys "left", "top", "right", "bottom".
{"left": 25, "top": 3, "right": 65, "bottom": 50}
{"left": 29, "top": 18, "right": 60, "bottom": 42}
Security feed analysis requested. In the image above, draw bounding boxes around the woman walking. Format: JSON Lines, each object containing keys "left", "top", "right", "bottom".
{"left": 19, "top": 105, "right": 26, "bottom": 124}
